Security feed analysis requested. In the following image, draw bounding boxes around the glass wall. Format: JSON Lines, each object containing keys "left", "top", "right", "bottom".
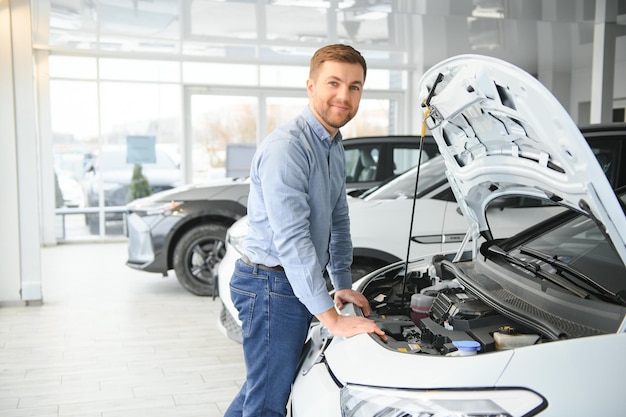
{"left": 43, "top": 0, "right": 409, "bottom": 239}
{"left": 45, "top": 13, "right": 408, "bottom": 236}
{"left": 34, "top": 0, "right": 626, "bottom": 242}
{"left": 48, "top": 59, "right": 402, "bottom": 239}
{"left": 50, "top": 56, "right": 185, "bottom": 238}
{"left": 190, "top": 94, "right": 258, "bottom": 182}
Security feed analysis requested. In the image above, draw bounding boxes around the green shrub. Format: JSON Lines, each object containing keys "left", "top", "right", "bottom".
{"left": 126, "top": 164, "right": 152, "bottom": 202}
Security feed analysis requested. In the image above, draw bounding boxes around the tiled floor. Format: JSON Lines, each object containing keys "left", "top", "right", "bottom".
{"left": 0, "top": 242, "right": 245, "bottom": 417}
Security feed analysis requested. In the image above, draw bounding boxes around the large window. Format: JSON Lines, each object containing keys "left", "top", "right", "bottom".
{"left": 190, "top": 94, "right": 258, "bottom": 182}
{"left": 46, "top": 1, "right": 402, "bottom": 59}
{"left": 50, "top": 56, "right": 184, "bottom": 239}
{"left": 186, "top": 92, "right": 394, "bottom": 184}
{"left": 44, "top": 0, "right": 408, "bottom": 240}
{"left": 49, "top": 54, "right": 403, "bottom": 239}
{"left": 33, "top": 0, "right": 624, "bottom": 247}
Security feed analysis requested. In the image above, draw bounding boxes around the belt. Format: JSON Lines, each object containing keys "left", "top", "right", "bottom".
{"left": 241, "top": 255, "right": 285, "bottom": 272}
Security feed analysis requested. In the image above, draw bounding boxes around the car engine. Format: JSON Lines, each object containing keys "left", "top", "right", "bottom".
{"left": 361, "top": 258, "right": 543, "bottom": 356}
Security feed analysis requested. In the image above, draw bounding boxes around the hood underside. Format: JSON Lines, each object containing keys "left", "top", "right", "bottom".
{"left": 417, "top": 54, "right": 626, "bottom": 261}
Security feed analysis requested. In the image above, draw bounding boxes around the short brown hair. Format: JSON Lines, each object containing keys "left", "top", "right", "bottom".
{"left": 309, "top": 44, "right": 367, "bottom": 81}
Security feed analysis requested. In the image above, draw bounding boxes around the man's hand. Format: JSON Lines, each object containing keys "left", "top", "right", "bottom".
{"left": 334, "top": 288, "right": 371, "bottom": 316}
{"left": 315, "top": 291, "right": 387, "bottom": 342}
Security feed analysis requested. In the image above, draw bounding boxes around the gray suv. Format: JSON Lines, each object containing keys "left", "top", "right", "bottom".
{"left": 126, "top": 135, "right": 438, "bottom": 295}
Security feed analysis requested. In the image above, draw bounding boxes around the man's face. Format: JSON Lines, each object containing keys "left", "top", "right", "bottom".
{"left": 307, "top": 61, "right": 364, "bottom": 136}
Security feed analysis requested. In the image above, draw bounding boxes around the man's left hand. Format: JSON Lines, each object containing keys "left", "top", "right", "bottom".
{"left": 334, "top": 289, "right": 371, "bottom": 316}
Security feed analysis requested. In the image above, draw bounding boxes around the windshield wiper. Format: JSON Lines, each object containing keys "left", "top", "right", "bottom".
{"left": 520, "top": 246, "right": 626, "bottom": 305}
{"left": 487, "top": 245, "right": 590, "bottom": 299}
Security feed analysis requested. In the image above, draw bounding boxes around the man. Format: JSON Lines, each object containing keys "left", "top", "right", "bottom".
{"left": 224, "top": 44, "right": 387, "bottom": 417}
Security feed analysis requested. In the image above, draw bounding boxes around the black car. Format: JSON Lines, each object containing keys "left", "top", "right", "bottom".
{"left": 576, "top": 123, "right": 626, "bottom": 188}
{"left": 126, "top": 135, "right": 438, "bottom": 295}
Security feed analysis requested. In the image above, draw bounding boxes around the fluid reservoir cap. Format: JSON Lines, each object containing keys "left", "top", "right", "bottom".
{"left": 498, "top": 325, "right": 515, "bottom": 335}
{"left": 452, "top": 340, "right": 481, "bottom": 353}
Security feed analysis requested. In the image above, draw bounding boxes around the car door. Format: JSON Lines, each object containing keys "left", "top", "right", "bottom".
{"left": 345, "top": 143, "right": 382, "bottom": 193}
{"left": 385, "top": 140, "right": 439, "bottom": 179}
{"left": 344, "top": 137, "right": 439, "bottom": 196}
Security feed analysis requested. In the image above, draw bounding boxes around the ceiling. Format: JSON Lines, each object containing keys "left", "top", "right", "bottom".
{"left": 42, "top": 0, "right": 626, "bottom": 75}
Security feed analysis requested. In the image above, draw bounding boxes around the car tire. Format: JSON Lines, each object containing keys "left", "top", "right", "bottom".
{"left": 173, "top": 223, "right": 228, "bottom": 296}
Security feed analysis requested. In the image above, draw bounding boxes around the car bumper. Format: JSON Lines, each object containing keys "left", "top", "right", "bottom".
{"left": 292, "top": 359, "right": 341, "bottom": 417}
{"left": 291, "top": 323, "right": 341, "bottom": 417}
{"left": 217, "top": 239, "right": 243, "bottom": 341}
{"left": 126, "top": 212, "right": 176, "bottom": 273}
{"left": 218, "top": 301, "right": 242, "bottom": 343}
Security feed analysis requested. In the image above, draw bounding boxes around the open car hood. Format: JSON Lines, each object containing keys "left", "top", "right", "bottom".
{"left": 418, "top": 55, "right": 626, "bottom": 262}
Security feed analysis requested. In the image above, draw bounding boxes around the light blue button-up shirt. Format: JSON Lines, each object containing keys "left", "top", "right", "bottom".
{"left": 243, "top": 106, "right": 353, "bottom": 315}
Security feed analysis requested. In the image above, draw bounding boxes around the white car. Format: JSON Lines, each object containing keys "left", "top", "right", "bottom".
{"left": 218, "top": 129, "right": 625, "bottom": 344}
{"left": 217, "top": 155, "right": 563, "bottom": 342}
{"left": 289, "top": 55, "right": 626, "bottom": 416}
{"left": 229, "top": 55, "right": 626, "bottom": 416}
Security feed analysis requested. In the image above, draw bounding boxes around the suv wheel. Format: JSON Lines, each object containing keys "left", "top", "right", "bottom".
{"left": 173, "top": 223, "right": 227, "bottom": 296}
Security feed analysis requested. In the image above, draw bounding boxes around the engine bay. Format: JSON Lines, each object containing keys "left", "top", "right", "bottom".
{"left": 361, "top": 258, "right": 544, "bottom": 356}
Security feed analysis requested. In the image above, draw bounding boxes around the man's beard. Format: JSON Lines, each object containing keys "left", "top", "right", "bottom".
{"left": 317, "top": 102, "right": 357, "bottom": 129}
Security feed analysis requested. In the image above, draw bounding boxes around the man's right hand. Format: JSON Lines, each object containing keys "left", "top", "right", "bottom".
{"left": 315, "top": 307, "right": 387, "bottom": 342}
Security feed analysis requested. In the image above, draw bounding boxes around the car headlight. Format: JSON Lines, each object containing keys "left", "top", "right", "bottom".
{"left": 227, "top": 219, "right": 249, "bottom": 254}
{"left": 340, "top": 384, "right": 546, "bottom": 417}
{"left": 130, "top": 201, "right": 183, "bottom": 216}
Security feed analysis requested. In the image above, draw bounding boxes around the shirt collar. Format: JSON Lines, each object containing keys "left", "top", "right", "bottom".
{"left": 302, "top": 106, "right": 342, "bottom": 143}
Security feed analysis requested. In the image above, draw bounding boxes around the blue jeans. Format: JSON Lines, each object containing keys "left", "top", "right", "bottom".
{"left": 224, "top": 259, "right": 312, "bottom": 417}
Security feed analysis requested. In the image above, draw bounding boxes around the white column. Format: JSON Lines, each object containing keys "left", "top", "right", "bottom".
{"left": 590, "top": 0, "right": 617, "bottom": 123}
{"left": 0, "top": 0, "right": 23, "bottom": 303}
{"left": 1, "top": 0, "right": 43, "bottom": 304}
{"left": 536, "top": 21, "right": 572, "bottom": 117}
{"left": 33, "top": 0, "right": 56, "bottom": 246}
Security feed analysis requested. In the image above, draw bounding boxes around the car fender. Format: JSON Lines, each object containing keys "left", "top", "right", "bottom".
{"left": 352, "top": 247, "right": 401, "bottom": 266}
{"left": 494, "top": 332, "right": 626, "bottom": 416}
{"left": 163, "top": 199, "right": 247, "bottom": 267}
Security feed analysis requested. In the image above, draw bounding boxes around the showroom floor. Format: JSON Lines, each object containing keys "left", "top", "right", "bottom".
{"left": 0, "top": 242, "right": 245, "bottom": 417}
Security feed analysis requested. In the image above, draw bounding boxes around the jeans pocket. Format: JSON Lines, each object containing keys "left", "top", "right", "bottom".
{"left": 230, "top": 284, "right": 256, "bottom": 338}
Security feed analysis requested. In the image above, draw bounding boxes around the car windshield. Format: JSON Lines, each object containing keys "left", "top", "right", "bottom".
{"left": 361, "top": 155, "right": 447, "bottom": 201}
{"left": 99, "top": 149, "right": 178, "bottom": 170}
{"left": 507, "top": 191, "right": 626, "bottom": 298}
